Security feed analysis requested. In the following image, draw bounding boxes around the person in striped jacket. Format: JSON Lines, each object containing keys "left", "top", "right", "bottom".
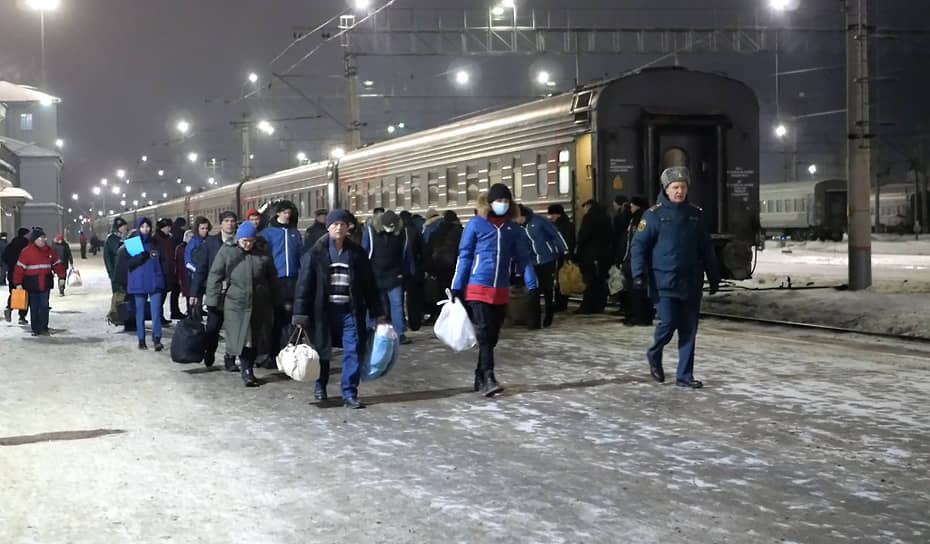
{"left": 12, "top": 227, "right": 66, "bottom": 336}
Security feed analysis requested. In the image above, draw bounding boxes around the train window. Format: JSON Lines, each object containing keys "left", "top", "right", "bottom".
{"left": 382, "top": 178, "right": 393, "bottom": 209}
{"left": 396, "top": 176, "right": 407, "bottom": 209}
{"left": 558, "top": 164, "right": 571, "bottom": 195}
{"left": 776, "top": 200, "right": 783, "bottom": 212}
{"left": 663, "top": 147, "right": 688, "bottom": 169}
{"left": 427, "top": 171, "right": 439, "bottom": 206}
{"left": 490, "top": 159, "right": 502, "bottom": 187}
{"left": 466, "top": 164, "right": 480, "bottom": 203}
{"left": 799, "top": 199, "right": 806, "bottom": 212}
{"left": 367, "top": 182, "right": 377, "bottom": 211}
{"left": 357, "top": 182, "right": 367, "bottom": 212}
{"left": 537, "top": 153, "right": 548, "bottom": 197}
{"left": 478, "top": 162, "right": 490, "bottom": 197}
{"left": 446, "top": 168, "right": 458, "bottom": 206}
{"left": 523, "top": 158, "right": 537, "bottom": 198}
{"left": 512, "top": 157, "right": 523, "bottom": 199}
{"left": 411, "top": 173, "right": 422, "bottom": 208}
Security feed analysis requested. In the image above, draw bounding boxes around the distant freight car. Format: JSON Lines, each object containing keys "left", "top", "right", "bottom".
{"left": 98, "top": 66, "right": 761, "bottom": 280}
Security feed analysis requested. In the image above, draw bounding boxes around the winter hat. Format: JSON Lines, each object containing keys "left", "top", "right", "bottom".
{"left": 236, "top": 221, "right": 257, "bottom": 239}
{"left": 0, "top": 232, "right": 7, "bottom": 239}
{"left": 156, "top": 218, "right": 173, "bottom": 230}
{"left": 314, "top": 208, "right": 328, "bottom": 218}
{"left": 630, "top": 195, "right": 649, "bottom": 209}
{"left": 547, "top": 204, "right": 565, "bottom": 215}
{"left": 17, "top": 227, "right": 30, "bottom": 238}
{"left": 326, "top": 209, "right": 351, "bottom": 227}
{"left": 425, "top": 207, "right": 439, "bottom": 218}
{"left": 660, "top": 166, "right": 690, "bottom": 189}
{"left": 442, "top": 210, "right": 459, "bottom": 223}
{"left": 518, "top": 204, "right": 533, "bottom": 218}
{"left": 488, "top": 183, "right": 512, "bottom": 203}
{"left": 219, "top": 210, "right": 238, "bottom": 222}
{"left": 29, "top": 227, "right": 46, "bottom": 242}
{"left": 245, "top": 208, "right": 260, "bottom": 219}
{"left": 55, "top": 233, "right": 64, "bottom": 242}
{"left": 614, "top": 194, "right": 628, "bottom": 206}
{"left": 111, "top": 217, "right": 128, "bottom": 231}
{"left": 381, "top": 210, "right": 400, "bottom": 230}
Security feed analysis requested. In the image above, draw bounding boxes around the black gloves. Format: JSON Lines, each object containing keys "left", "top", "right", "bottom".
{"left": 291, "top": 314, "right": 310, "bottom": 328}
{"left": 451, "top": 290, "right": 464, "bottom": 303}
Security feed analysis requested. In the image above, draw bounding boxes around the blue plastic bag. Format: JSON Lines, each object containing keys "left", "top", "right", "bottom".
{"left": 360, "top": 324, "right": 399, "bottom": 381}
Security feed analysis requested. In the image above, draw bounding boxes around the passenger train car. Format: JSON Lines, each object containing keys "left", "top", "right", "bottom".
{"left": 95, "top": 66, "right": 760, "bottom": 279}
{"left": 760, "top": 179, "right": 921, "bottom": 240}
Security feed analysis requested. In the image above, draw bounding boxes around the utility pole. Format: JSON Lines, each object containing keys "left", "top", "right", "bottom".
{"left": 240, "top": 115, "right": 252, "bottom": 180}
{"left": 846, "top": 0, "right": 872, "bottom": 290}
{"left": 341, "top": 14, "right": 362, "bottom": 151}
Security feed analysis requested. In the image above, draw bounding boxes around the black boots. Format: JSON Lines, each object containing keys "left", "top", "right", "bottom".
{"left": 224, "top": 354, "right": 238, "bottom": 372}
{"left": 138, "top": 339, "right": 147, "bottom": 350}
{"left": 153, "top": 337, "right": 163, "bottom": 352}
{"left": 473, "top": 369, "right": 485, "bottom": 392}
{"left": 480, "top": 370, "right": 503, "bottom": 397}
{"left": 240, "top": 349, "right": 259, "bottom": 387}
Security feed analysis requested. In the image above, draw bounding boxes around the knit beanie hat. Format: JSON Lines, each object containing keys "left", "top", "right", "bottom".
{"left": 17, "top": 227, "right": 30, "bottom": 238}
{"left": 236, "top": 221, "right": 257, "bottom": 239}
{"left": 326, "top": 209, "right": 351, "bottom": 227}
{"left": 488, "top": 183, "right": 512, "bottom": 202}
{"left": 245, "top": 208, "right": 260, "bottom": 219}
{"left": 630, "top": 195, "right": 650, "bottom": 209}
{"left": 219, "top": 210, "right": 238, "bottom": 222}
{"left": 547, "top": 204, "right": 565, "bottom": 215}
{"left": 660, "top": 166, "right": 690, "bottom": 189}
{"left": 30, "top": 227, "right": 46, "bottom": 242}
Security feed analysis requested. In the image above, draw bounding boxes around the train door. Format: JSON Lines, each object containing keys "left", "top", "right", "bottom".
{"left": 643, "top": 116, "right": 726, "bottom": 234}
{"left": 824, "top": 190, "right": 847, "bottom": 238}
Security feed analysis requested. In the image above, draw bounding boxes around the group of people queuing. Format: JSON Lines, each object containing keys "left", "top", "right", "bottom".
{"left": 2, "top": 227, "right": 72, "bottom": 335}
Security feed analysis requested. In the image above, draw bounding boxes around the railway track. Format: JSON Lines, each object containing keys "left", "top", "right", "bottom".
{"left": 699, "top": 310, "right": 930, "bottom": 344}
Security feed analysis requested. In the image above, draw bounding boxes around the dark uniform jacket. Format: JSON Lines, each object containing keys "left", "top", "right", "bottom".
{"left": 630, "top": 192, "right": 721, "bottom": 302}
{"left": 292, "top": 236, "right": 383, "bottom": 361}
{"left": 190, "top": 233, "right": 236, "bottom": 298}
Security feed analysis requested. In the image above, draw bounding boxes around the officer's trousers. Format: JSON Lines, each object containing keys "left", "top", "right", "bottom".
{"left": 647, "top": 296, "right": 700, "bottom": 383}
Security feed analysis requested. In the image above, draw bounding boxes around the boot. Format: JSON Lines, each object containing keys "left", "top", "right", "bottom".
{"left": 153, "top": 336, "right": 164, "bottom": 352}
{"left": 223, "top": 354, "right": 238, "bottom": 372}
{"left": 138, "top": 339, "right": 148, "bottom": 350}
{"left": 240, "top": 355, "right": 259, "bottom": 387}
{"left": 480, "top": 370, "right": 503, "bottom": 397}
{"left": 473, "top": 369, "right": 486, "bottom": 392}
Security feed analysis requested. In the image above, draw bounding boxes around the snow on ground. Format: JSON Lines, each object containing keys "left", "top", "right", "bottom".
{"left": 704, "top": 235, "right": 930, "bottom": 338}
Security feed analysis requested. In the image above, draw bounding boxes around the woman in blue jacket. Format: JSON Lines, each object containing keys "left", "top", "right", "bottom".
{"left": 127, "top": 217, "right": 165, "bottom": 351}
{"left": 451, "top": 183, "right": 537, "bottom": 397}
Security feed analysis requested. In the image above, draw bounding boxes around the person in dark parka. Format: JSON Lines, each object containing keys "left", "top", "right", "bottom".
{"left": 612, "top": 195, "right": 632, "bottom": 266}
{"left": 423, "top": 210, "right": 463, "bottom": 308}
{"left": 155, "top": 218, "right": 182, "bottom": 320}
{"left": 190, "top": 211, "right": 239, "bottom": 370}
{"left": 52, "top": 233, "right": 73, "bottom": 296}
{"left": 621, "top": 195, "right": 653, "bottom": 325}
{"left": 292, "top": 209, "right": 385, "bottom": 409}
{"left": 205, "top": 221, "right": 281, "bottom": 387}
{"left": 575, "top": 199, "right": 612, "bottom": 314}
{"left": 0, "top": 232, "right": 8, "bottom": 286}
{"left": 3, "top": 227, "right": 31, "bottom": 323}
{"left": 363, "top": 210, "right": 415, "bottom": 343}
{"left": 547, "top": 204, "right": 575, "bottom": 312}
{"left": 303, "top": 209, "right": 329, "bottom": 252}
{"left": 631, "top": 167, "right": 720, "bottom": 389}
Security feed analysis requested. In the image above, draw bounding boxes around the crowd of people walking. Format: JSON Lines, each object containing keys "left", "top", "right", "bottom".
{"left": 3, "top": 167, "right": 720, "bottom": 400}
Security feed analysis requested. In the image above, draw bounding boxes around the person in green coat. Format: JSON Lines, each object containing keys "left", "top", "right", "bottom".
{"left": 205, "top": 221, "right": 281, "bottom": 387}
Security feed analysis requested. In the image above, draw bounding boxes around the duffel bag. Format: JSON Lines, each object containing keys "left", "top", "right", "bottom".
{"left": 170, "top": 314, "right": 205, "bottom": 363}
{"left": 275, "top": 326, "right": 320, "bottom": 382}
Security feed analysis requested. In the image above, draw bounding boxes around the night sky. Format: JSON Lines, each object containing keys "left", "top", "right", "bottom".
{"left": 1, "top": 0, "right": 928, "bottom": 216}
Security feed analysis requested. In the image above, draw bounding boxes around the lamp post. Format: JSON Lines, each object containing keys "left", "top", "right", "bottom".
{"left": 25, "top": 0, "right": 60, "bottom": 89}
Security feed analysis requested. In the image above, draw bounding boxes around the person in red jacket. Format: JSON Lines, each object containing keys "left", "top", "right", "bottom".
{"left": 13, "top": 227, "right": 66, "bottom": 336}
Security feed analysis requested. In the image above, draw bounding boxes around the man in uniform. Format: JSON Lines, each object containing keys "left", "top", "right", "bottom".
{"left": 631, "top": 166, "right": 720, "bottom": 388}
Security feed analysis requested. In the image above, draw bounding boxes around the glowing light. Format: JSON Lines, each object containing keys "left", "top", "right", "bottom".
{"left": 455, "top": 70, "right": 470, "bottom": 85}
{"left": 176, "top": 120, "right": 190, "bottom": 134}
{"left": 257, "top": 120, "right": 275, "bottom": 135}
{"left": 330, "top": 147, "right": 346, "bottom": 159}
{"left": 536, "top": 70, "right": 551, "bottom": 85}
{"left": 141, "top": 155, "right": 148, "bottom": 162}
{"left": 491, "top": 6, "right": 504, "bottom": 16}
{"left": 808, "top": 164, "right": 817, "bottom": 175}
{"left": 387, "top": 125, "right": 396, "bottom": 134}
{"left": 55, "top": 138, "right": 63, "bottom": 149}
{"left": 187, "top": 152, "right": 198, "bottom": 163}
{"left": 774, "top": 124, "right": 788, "bottom": 138}
{"left": 248, "top": 72, "right": 259, "bottom": 84}
{"left": 157, "top": 169, "right": 165, "bottom": 177}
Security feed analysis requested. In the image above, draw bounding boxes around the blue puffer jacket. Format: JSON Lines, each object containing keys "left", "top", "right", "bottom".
{"left": 260, "top": 217, "right": 302, "bottom": 278}
{"left": 521, "top": 210, "right": 569, "bottom": 266}
{"left": 184, "top": 234, "right": 205, "bottom": 275}
{"left": 630, "top": 191, "right": 720, "bottom": 301}
{"left": 127, "top": 217, "right": 165, "bottom": 295}
{"left": 452, "top": 198, "right": 537, "bottom": 292}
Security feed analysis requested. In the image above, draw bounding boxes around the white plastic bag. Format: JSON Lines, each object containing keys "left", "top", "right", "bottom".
{"left": 433, "top": 289, "right": 477, "bottom": 352}
{"left": 607, "top": 265, "right": 624, "bottom": 295}
{"left": 67, "top": 269, "right": 83, "bottom": 288}
{"left": 276, "top": 326, "right": 320, "bottom": 382}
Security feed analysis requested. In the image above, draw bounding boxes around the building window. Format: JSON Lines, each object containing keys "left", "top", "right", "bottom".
{"left": 20, "top": 113, "right": 33, "bottom": 131}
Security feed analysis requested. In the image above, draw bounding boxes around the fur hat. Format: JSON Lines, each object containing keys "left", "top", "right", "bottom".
{"left": 660, "top": 166, "right": 690, "bottom": 188}
{"left": 156, "top": 218, "right": 173, "bottom": 230}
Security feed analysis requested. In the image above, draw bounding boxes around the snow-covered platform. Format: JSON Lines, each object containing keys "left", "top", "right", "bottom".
{"left": 2, "top": 259, "right": 928, "bottom": 542}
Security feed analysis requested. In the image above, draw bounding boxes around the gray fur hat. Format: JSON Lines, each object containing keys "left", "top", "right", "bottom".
{"left": 660, "top": 166, "right": 690, "bottom": 188}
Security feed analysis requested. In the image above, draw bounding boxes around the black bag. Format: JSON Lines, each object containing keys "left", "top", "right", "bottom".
{"left": 171, "top": 314, "right": 205, "bottom": 363}
{"left": 117, "top": 296, "right": 152, "bottom": 324}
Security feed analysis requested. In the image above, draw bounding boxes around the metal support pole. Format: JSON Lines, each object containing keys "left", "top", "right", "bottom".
{"left": 846, "top": 0, "right": 872, "bottom": 290}
{"left": 39, "top": 11, "right": 46, "bottom": 89}
{"left": 241, "top": 123, "right": 252, "bottom": 181}
{"left": 346, "top": 52, "right": 361, "bottom": 150}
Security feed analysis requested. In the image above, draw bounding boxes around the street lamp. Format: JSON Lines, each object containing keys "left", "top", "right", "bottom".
{"left": 363, "top": 80, "right": 374, "bottom": 87}
{"left": 536, "top": 70, "right": 551, "bottom": 85}
{"left": 331, "top": 147, "right": 346, "bottom": 159}
{"left": 248, "top": 72, "right": 258, "bottom": 84}
{"left": 387, "top": 125, "right": 396, "bottom": 134}
{"left": 176, "top": 178, "right": 182, "bottom": 184}
{"left": 132, "top": 200, "right": 138, "bottom": 207}
{"left": 71, "top": 193, "right": 78, "bottom": 201}
{"left": 141, "top": 155, "right": 148, "bottom": 162}
{"left": 157, "top": 169, "right": 164, "bottom": 177}
{"left": 353, "top": 0, "right": 370, "bottom": 11}
{"left": 774, "top": 124, "right": 788, "bottom": 139}
{"left": 116, "top": 169, "right": 125, "bottom": 179}
{"left": 769, "top": 0, "right": 800, "bottom": 11}
{"left": 502, "top": 0, "right": 515, "bottom": 7}
{"left": 140, "top": 192, "right": 147, "bottom": 198}
{"left": 808, "top": 164, "right": 817, "bottom": 176}
{"left": 185, "top": 186, "right": 192, "bottom": 193}
{"left": 55, "top": 138, "right": 63, "bottom": 149}
{"left": 296, "top": 151, "right": 308, "bottom": 163}
{"left": 257, "top": 120, "right": 275, "bottom": 135}
{"left": 491, "top": 6, "right": 505, "bottom": 16}
{"left": 162, "top": 192, "right": 167, "bottom": 199}
{"left": 120, "top": 200, "right": 126, "bottom": 206}
{"left": 100, "top": 177, "right": 108, "bottom": 186}
{"left": 111, "top": 186, "right": 119, "bottom": 195}
{"left": 187, "top": 152, "right": 198, "bottom": 163}
{"left": 92, "top": 186, "right": 101, "bottom": 195}
{"left": 397, "top": 122, "right": 405, "bottom": 129}
{"left": 176, "top": 120, "right": 190, "bottom": 134}
{"left": 25, "top": 0, "right": 60, "bottom": 89}
{"left": 208, "top": 177, "right": 215, "bottom": 185}
{"left": 455, "top": 70, "right": 470, "bottom": 85}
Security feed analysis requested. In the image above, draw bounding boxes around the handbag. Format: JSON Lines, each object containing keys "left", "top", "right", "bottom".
{"left": 607, "top": 265, "right": 624, "bottom": 295}
{"left": 558, "top": 261, "right": 586, "bottom": 295}
{"left": 10, "top": 288, "right": 27, "bottom": 311}
{"left": 275, "top": 325, "right": 320, "bottom": 382}
{"left": 170, "top": 314, "right": 206, "bottom": 363}
{"left": 67, "top": 269, "right": 83, "bottom": 288}
{"left": 107, "top": 291, "right": 126, "bottom": 325}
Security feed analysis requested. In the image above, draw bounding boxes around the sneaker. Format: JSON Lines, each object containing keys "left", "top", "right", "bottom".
{"left": 18, "top": 317, "right": 28, "bottom": 325}
{"left": 399, "top": 336, "right": 412, "bottom": 345}
{"left": 343, "top": 397, "right": 366, "bottom": 409}
{"left": 313, "top": 383, "right": 328, "bottom": 401}
{"left": 675, "top": 379, "right": 703, "bottom": 389}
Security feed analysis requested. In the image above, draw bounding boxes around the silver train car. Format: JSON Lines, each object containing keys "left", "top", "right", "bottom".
{"left": 96, "top": 66, "right": 761, "bottom": 279}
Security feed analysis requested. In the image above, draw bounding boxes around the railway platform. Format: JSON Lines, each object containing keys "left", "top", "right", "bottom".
{"left": 2, "top": 259, "right": 928, "bottom": 543}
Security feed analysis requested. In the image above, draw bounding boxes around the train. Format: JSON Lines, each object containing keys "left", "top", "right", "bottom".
{"left": 95, "top": 66, "right": 761, "bottom": 279}
{"left": 760, "top": 179, "right": 922, "bottom": 241}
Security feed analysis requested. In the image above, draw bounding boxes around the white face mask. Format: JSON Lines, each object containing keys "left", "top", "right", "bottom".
{"left": 383, "top": 225, "right": 396, "bottom": 233}
{"left": 491, "top": 202, "right": 510, "bottom": 216}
